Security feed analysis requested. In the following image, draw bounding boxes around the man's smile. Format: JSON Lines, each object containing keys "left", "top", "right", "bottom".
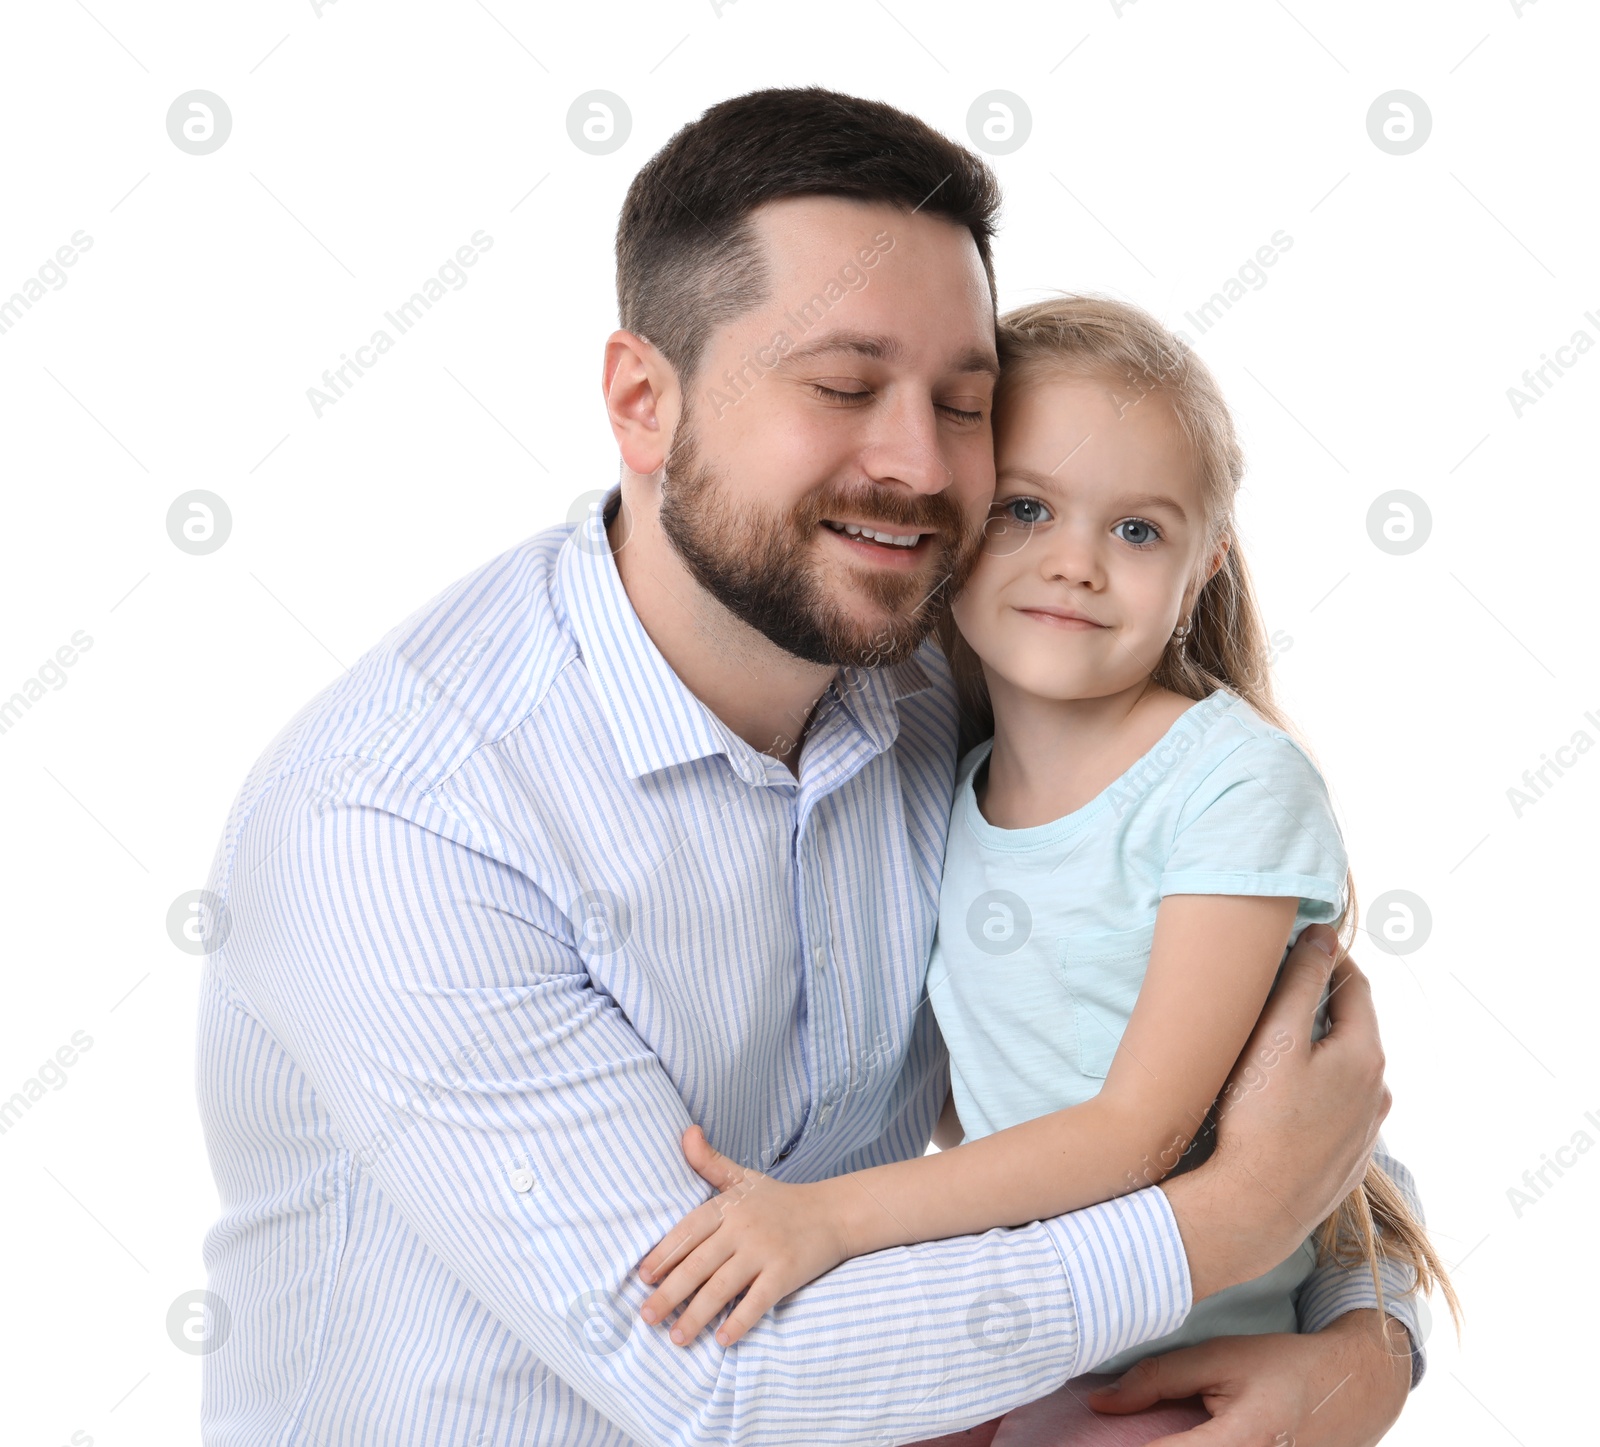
{"left": 819, "top": 518, "right": 937, "bottom": 568}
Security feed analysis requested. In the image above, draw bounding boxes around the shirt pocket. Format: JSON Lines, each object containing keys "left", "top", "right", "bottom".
{"left": 1054, "top": 920, "right": 1157, "bottom": 1080}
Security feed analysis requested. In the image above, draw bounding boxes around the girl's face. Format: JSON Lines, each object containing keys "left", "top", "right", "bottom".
{"left": 951, "top": 372, "right": 1223, "bottom": 706}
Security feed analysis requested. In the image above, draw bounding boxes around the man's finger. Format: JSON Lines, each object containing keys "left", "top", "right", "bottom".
{"left": 1250, "top": 925, "right": 1338, "bottom": 1045}
{"left": 1084, "top": 1344, "right": 1225, "bottom": 1414}
{"left": 1319, "top": 952, "right": 1379, "bottom": 1047}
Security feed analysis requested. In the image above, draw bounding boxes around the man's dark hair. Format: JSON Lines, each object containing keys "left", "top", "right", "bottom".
{"left": 615, "top": 86, "right": 1002, "bottom": 393}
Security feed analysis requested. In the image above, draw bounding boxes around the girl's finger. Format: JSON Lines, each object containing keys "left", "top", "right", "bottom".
{"left": 638, "top": 1203, "right": 717, "bottom": 1282}
{"left": 682, "top": 1124, "right": 745, "bottom": 1191}
{"left": 712, "top": 1275, "right": 785, "bottom": 1349}
{"left": 641, "top": 1235, "right": 737, "bottom": 1326}
{"left": 668, "top": 1259, "right": 755, "bottom": 1346}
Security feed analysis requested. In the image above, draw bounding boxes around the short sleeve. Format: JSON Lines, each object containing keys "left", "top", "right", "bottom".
{"left": 1160, "top": 733, "right": 1347, "bottom": 923}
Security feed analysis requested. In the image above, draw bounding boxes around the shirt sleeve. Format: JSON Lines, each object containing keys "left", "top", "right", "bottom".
{"left": 216, "top": 757, "right": 1193, "bottom": 1447}
{"left": 1161, "top": 732, "right": 1347, "bottom": 922}
{"left": 1296, "top": 1139, "right": 1432, "bottom": 1389}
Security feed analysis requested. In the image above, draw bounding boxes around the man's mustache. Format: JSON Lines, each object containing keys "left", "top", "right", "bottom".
{"left": 795, "top": 487, "right": 970, "bottom": 539}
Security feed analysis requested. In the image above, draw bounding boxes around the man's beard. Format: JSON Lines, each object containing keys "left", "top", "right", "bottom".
{"left": 656, "top": 418, "right": 984, "bottom": 669}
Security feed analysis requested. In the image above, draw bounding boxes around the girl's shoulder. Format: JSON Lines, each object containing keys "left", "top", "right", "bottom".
{"left": 1168, "top": 690, "right": 1334, "bottom": 819}
{"left": 1197, "top": 691, "right": 1322, "bottom": 769}
{"left": 1159, "top": 692, "right": 1348, "bottom": 903}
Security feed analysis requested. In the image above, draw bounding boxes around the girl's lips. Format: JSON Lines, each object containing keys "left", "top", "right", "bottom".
{"left": 1015, "top": 607, "right": 1107, "bottom": 630}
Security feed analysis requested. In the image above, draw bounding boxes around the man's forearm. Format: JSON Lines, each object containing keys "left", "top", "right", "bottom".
{"left": 1159, "top": 934, "right": 1394, "bottom": 1306}
{"left": 1298, "top": 1141, "right": 1431, "bottom": 1388}
{"left": 1306, "top": 1310, "right": 1412, "bottom": 1446}
{"left": 1157, "top": 1157, "right": 1301, "bottom": 1303}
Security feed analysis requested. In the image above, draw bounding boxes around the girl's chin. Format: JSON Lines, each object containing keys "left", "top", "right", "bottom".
{"left": 985, "top": 657, "right": 1099, "bottom": 699}
{"left": 975, "top": 643, "right": 1149, "bottom": 705}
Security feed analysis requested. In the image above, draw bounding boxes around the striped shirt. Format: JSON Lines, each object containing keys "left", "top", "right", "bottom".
{"left": 196, "top": 484, "right": 1426, "bottom": 1445}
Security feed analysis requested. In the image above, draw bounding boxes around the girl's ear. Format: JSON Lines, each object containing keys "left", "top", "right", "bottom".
{"left": 1205, "top": 532, "right": 1231, "bottom": 584}
{"left": 1182, "top": 534, "right": 1232, "bottom": 617}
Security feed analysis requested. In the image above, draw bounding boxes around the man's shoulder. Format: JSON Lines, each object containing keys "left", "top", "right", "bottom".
{"left": 225, "top": 522, "right": 580, "bottom": 828}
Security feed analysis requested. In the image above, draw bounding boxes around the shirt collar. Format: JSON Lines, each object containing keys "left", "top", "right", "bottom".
{"left": 824, "top": 655, "right": 935, "bottom": 758}
{"left": 554, "top": 485, "right": 935, "bottom": 784}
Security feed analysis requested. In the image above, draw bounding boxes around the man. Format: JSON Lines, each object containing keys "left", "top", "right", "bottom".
{"left": 197, "top": 87, "right": 1426, "bottom": 1445}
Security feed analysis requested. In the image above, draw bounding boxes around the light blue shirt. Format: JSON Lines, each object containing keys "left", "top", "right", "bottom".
{"left": 930, "top": 690, "right": 1360, "bottom": 1373}
{"left": 196, "top": 488, "right": 1425, "bottom": 1445}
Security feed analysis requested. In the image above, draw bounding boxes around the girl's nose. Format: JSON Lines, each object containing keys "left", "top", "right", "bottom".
{"left": 1040, "top": 526, "right": 1105, "bottom": 589}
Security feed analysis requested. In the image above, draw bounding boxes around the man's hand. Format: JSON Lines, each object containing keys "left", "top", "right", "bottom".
{"left": 1159, "top": 925, "right": 1390, "bottom": 1301}
{"left": 1084, "top": 1310, "right": 1413, "bottom": 1446}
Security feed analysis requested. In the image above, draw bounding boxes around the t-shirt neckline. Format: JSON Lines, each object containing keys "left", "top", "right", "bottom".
{"left": 963, "top": 689, "right": 1232, "bottom": 851}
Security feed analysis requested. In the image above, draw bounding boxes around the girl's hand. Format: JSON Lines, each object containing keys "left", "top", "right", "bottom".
{"left": 636, "top": 1124, "right": 852, "bottom": 1348}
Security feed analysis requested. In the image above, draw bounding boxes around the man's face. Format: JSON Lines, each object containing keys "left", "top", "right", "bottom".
{"left": 657, "top": 195, "right": 998, "bottom": 669}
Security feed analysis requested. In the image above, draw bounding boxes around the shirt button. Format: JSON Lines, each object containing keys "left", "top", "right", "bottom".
{"left": 510, "top": 1168, "right": 536, "bottom": 1193}
{"left": 813, "top": 945, "right": 826, "bottom": 969}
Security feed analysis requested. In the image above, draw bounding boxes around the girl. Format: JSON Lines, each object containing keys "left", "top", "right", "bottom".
{"left": 634, "top": 294, "right": 1460, "bottom": 1431}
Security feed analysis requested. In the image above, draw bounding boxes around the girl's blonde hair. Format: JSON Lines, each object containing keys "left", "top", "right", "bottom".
{"left": 937, "top": 292, "right": 1462, "bottom": 1342}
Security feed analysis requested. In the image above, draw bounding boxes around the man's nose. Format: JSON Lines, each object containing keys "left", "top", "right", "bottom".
{"left": 858, "top": 392, "right": 955, "bottom": 496}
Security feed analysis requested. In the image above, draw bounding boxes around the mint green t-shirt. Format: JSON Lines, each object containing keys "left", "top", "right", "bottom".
{"left": 926, "top": 689, "right": 1348, "bottom": 1374}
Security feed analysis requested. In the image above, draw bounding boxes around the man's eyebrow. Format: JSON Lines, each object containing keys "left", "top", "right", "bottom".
{"left": 780, "top": 329, "right": 1001, "bottom": 379}
{"left": 994, "top": 468, "right": 1190, "bottom": 522}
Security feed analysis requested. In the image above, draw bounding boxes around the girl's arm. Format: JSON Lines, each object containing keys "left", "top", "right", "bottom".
{"left": 827, "top": 893, "right": 1301, "bottom": 1250}
{"left": 638, "top": 892, "right": 1298, "bottom": 1347}
{"left": 930, "top": 1084, "right": 964, "bottom": 1149}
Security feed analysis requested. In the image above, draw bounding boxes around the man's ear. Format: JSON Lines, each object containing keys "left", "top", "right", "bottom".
{"left": 602, "top": 329, "right": 680, "bottom": 476}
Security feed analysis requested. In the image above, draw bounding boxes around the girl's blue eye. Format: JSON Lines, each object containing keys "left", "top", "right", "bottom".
{"left": 1002, "top": 497, "right": 1050, "bottom": 526}
{"left": 1114, "top": 518, "right": 1161, "bottom": 548}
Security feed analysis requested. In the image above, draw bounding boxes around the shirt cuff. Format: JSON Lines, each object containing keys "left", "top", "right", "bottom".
{"left": 1039, "top": 1187, "right": 1192, "bottom": 1374}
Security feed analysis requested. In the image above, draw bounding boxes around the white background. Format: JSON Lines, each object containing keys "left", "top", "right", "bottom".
{"left": 1, "top": 1, "right": 1595, "bottom": 1443}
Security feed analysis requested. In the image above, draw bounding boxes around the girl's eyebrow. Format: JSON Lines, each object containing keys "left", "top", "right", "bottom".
{"left": 1117, "top": 491, "right": 1189, "bottom": 523}
{"left": 994, "top": 468, "right": 1190, "bottom": 524}
{"left": 995, "top": 464, "right": 1066, "bottom": 488}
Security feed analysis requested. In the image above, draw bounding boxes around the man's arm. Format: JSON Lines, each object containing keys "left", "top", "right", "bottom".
{"left": 1298, "top": 1140, "right": 1430, "bottom": 1386}
{"left": 216, "top": 759, "right": 1194, "bottom": 1446}
{"left": 1085, "top": 928, "right": 1424, "bottom": 1445}
{"left": 1157, "top": 927, "right": 1392, "bottom": 1303}
{"left": 1086, "top": 1309, "right": 1413, "bottom": 1446}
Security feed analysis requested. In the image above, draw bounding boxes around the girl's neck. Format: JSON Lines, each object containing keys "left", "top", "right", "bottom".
{"left": 977, "top": 676, "right": 1202, "bottom": 830}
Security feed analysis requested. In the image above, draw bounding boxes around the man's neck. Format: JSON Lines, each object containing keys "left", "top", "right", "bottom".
{"left": 609, "top": 500, "right": 836, "bottom": 779}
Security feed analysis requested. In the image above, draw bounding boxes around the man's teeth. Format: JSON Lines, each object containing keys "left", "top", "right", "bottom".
{"left": 823, "top": 520, "right": 923, "bottom": 548}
